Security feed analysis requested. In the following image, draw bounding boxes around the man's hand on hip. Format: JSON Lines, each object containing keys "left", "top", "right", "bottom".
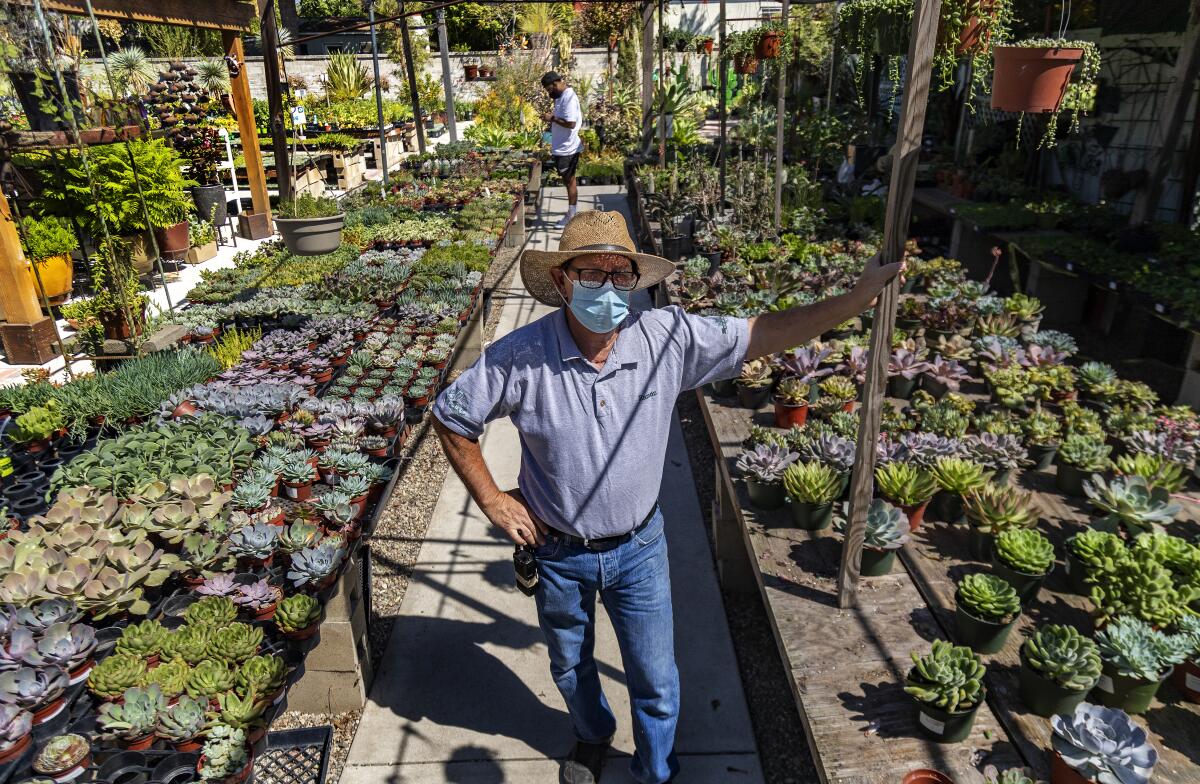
{"left": 482, "top": 488, "right": 550, "bottom": 546}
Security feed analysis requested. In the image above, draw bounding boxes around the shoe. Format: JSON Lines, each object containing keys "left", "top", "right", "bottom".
{"left": 555, "top": 214, "right": 572, "bottom": 228}
{"left": 560, "top": 739, "right": 609, "bottom": 784}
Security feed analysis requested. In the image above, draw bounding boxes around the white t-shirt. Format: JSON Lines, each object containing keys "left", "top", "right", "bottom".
{"left": 551, "top": 87, "right": 582, "bottom": 157}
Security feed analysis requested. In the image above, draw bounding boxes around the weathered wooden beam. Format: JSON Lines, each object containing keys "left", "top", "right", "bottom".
{"left": 399, "top": 2, "right": 426, "bottom": 154}
{"left": 837, "top": 0, "right": 943, "bottom": 609}
{"left": 222, "top": 31, "right": 272, "bottom": 235}
{"left": 30, "top": 0, "right": 254, "bottom": 31}
{"left": 261, "top": 0, "right": 292, "bottom": 202}
{"left": 773, "top": 0, "right": 790, "bottom": 231}
{"left": 1130, "top": 0, "right": 1200, "bottom": 225}
{"left": 641, "top": 0, "right": 655, "bottom": 142}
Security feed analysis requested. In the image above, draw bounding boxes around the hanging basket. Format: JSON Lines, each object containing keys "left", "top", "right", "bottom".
{"left": 991, "top": 46, "right": 1083, "bottom": 113}
{"left": 734, "top": 53, "right": 759, "bottom": 75}
{"left": 940, "top": 0, "right": 996, "bottom": 55}
{"left": 697, "top": 38, "right": 714, "bottom": 55}
{"left": 874, "top": 11, "right": 910, "bottom": 56}
{"left": 755, "top": 30, "right": 782, "bottom": 59}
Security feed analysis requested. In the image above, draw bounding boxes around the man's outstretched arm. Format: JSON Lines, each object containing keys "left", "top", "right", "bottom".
{"left": 432, "top": 417, "right": 549, "bottom": 546}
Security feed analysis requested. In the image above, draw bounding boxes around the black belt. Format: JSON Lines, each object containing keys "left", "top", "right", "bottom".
{"left": 550, "top": 504, "right": 659, "bottom": 552}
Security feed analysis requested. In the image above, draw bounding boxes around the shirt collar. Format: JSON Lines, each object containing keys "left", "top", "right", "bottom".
{"left": 553, "top": 308, "right": 628, "bottom": 367}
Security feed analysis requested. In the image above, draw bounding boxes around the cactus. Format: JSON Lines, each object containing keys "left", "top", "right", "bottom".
{"left": 1021, "top": 624, "right": 1101, "bottom": 691}
{"left": 185, "top": 659, "right": 237, "bottom": 699}
{"left": 956, "top": 573, "right": 1020, "bottom": 623}
{"left": 207, "top": 623, "right": 263, "bottom": 664}
{"left": 88, "top": 653, "right": 147, "bottom": 700}
{"left": 1051, "top": 703, "right": 1157, "bottom": 784}
{"left": 781, "top": 461, "right": 841, "bottom": 504}
{"left": 97, "top": 685, "right": 166, "bottom": 741}
{"left": 904, "top": 640, "right": 986, "bottom": 713}
{"left": 114, "top": 619, "right": 166, "bottom": 659}
{"left": 994, "top": 528, "right": 1055, "bottom": 575}
{"left": 184, "top": 596, "right": 238, "bottom": 626}
{"left": 156, "top": 694, "right": 208, "bottom": 743}
{"left": 141, "top": 656, "right": 191, "bottom": 699}
{"left": 275, "top": 593, "right": 321, "bottom": 633}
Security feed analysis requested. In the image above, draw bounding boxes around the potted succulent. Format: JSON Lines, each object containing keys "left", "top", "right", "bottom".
{"left": 275, "top": 194, "right": 345, "bottom": 256}
{"left": 185, "top": 596, "right": 239, "bottom": 627}
{"left": 992, "top": 527, "right": 1055, "bottom": 604}
{"left": 32, "top": 733, "right": 91, "bottom": 782}
{"left": 187, "top": 219, "right": 219, "bottom": 264}
{"left": 735, "top": 359, "right": 773, "bottom": 409}
{"left": 735, "top": 443, "right": 798, "bottom": 510}
{"left": 237, "top": 655, "right": 288, "bottom": 703}
{"left": 922, "top": 356, "right": 969, "bottom": 399}
{"left": 282, "top": 452, "right": 317, "bottom": 501}
{"left": 186, "top": 660, "right": 236, "bottom": 702}
{"left": 904, "top": 640, "right": 986, "bottom": 743}
{"left": 143, "top": 657, "right": 190, "bottom": 701}
{"left": 963, "top": 483, "right": 1038, "bottom": 561}
{"left": 29, "top": 623, "right": 97, "bottom": 685}
{"left": 96, "top": 685, "right": 167, "bottom": 750}
{"left": 1092, "top": 616, "right": 1189, "bottom": 714}
{"left": 1019, "top": 624, "right": 1101, "bottom": 718}
{"left": 275, "top": 593, "right": 323, "bottom": 640}
{"left": 197, "top": 724, "right": 251, "bottom": 783}
{"left": 874, "top": 462, "right": 938, "bottom": 531}
{"left": 19, "top": 217, "right": 78, "bottom": 304}
{"left": 87, "top": 653, "right": 147, "bottom": 701}
{"left": 722, "top": 30, "right": 760, "bottom": 75}
{"left": 991, "top": 39, "right": 1101, "bottom": 146}
{"left": 115, "top": 619, "right": 166, "bottom": 666}
{"left": 928, "top": 457, "right": 991, "bottom": 524}
{"left": 0, "top": 667, "right": 68, "bottom": 725}
{"left": 287, "top": 541, "right": 347, "bottom": 592}
{"left": 1063, "top": 530, "right": 1123, "bottom": 596}
{"left": 208, "top": 623, "right": 264, "bottom": 666}
{"left": 1050, "top": 703, "right": 1156, "bottom": 784}
{"left": 7, "top": 402, "right": 64, "bottom": 454}
{"left": 774, "top": 377, "right": 810, "bottom": 429}
{"left": 954, "top": 572, "right": 1021, "bottom": 653}
{"left": 228, "top": 523, "right": 279, "bottom": 568}
{"left": 1083, "top": 475, "right": 1180, "bottom": 537}
{"left": 234, "top": 578, "right": 282, "bottom": 620}
{"left": 462, "top": 57, "right": 479, "bottom": 81}
{"left": 1055, "top": 434, "right": 1109, "bottom": 497}
{"left": 782, "top": 461, "right": 841, "bottom": 530}
{"left": 888, "top": 349, "right": 930, "bottom": 400}
{"left": 0, "top": 705, "right": 32, "bottom": 766}
{"left": 1004, "top": 293, "right": 1044, "bottom": 339}
{"left": 216, "top": 690, "right": 267, "bottom": 741}
{"left": 817, "top": 376, "right": 857, "bottom": 415}
{"left": 1171, "top": 614, "right": 1200, "bottom": 703}
{"left": 844, "top": 499, "right": 910, "bottom": 576}
{"left": 1024, "top": 408, "right": 1062, "bottom": 471}
{"left": 156, "top": 695, "right": 208, "bottom": 751}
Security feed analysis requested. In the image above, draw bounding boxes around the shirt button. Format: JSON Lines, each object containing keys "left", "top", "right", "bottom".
{"left": 600, "top": 400, "right": 607, "bottom": 407}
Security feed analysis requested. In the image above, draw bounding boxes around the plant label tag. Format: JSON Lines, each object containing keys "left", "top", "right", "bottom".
{"left": 1109, "top": 281, "right": 1117, "bottom": 290}
{"left": 1186, "top": 672, "right": 1200, "bottom": 692}
{"left": 1155, "top": 304, "right": 1165, "bottom": 313}
{"left": 1065, "top": 262, "right": 1074, "bottom": 271}
{"left": 285, "top": 485, "right": 299, "bottom": 500}
{"left": 918, "top": 712, "right": 945, "bottom": 735}
{"left": 1063, "top": 557, "right": 1071, "bottom": 575}
{"left": 483, "top": 187, "right": 491, "bottom": 198}
{"left": 1096, "top": 674, "right": 1115, "bottom": 693}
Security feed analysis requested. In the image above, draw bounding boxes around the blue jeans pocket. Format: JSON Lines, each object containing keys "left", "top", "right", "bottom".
{"left": 633, "top": 511, "right": 665, "bottom": 547}
{"left": 535, "top": 534, "right": 563, "bottom": 560}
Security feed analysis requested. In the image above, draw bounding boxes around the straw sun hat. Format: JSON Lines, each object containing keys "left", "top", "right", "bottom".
{"left": 520, "top": 210, "right": 677, "bottom": 306}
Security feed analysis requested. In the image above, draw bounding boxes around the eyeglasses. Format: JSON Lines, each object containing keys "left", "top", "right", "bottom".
{"left": 565, "top": 266, "right": 640, "bottom": 291}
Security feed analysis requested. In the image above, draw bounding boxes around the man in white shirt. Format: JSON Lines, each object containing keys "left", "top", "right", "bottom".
{"left": 541, "top": 71, "right": 583, "bottom": 228}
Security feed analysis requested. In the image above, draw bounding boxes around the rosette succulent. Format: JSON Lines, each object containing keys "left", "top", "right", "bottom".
{"left": 185, "top": 596, "right": 238, "bottom": 626}
{"left": 1059, "top": 434, "right": 1112, "bottom": 472}
{"left": 207, "top": 623, "right": 263, "bottom": 664}
{"left": 115, "top": 620, "right": 166, "bottom": 659}
{"left": 898, "top": 432, "right": 964, "bottom": 468}
{"left": 956, "top": 573, "right": 1020, "bottom": 623}
{"left": 196, "top": 573, "right": 239, "bottom": 598}
{"left": 963, "top": 433, "right": 1027, "bottom": 471}
{"left": 797, "top": 432, "right": 855, "bottom": 474}
{"left": 185, "top": 659, "right": 237, "bottom": 699}
{"left": 782, "top": 461, "right": 841, "bottom": 504}
{"left": 873, "top": 463, "right": 937, "bottom": 507}
{"left": 0, "top": 704, "right": 31, "bottom": 752}
{"left": 227, "top": 522, "right": 279, "bottom": 560}
{"left": 736, "top": 443, "right": 799, "bottom": 485}
{"left": 1095, "top": 616, "right": 1190, "bottom": 681}
{"left": 862, "top": 500, "right": 909, "bottom": 550}
{"left": 904, "top": 640, "right": 986, "bottom": 712}
{"left": 97, "top": 685, "right": 166, "bottom": 741}
{"left": 994, "top": 528, "right": 1055, "bottom": 576}
{"left": 287, "top": 542, "right": 347, "bottom": 589}
{"left": 234, "top": 578, "right": 279, "bottom": 612}
{"left": 88, "top": 653, "right": 147, "bottom": 700}
{"left": 142, "top": 656, "right": 191, "bottom": 698}
{"left": 161, "top": 625, "right": 212, "bottom": 665}
{"left": 929, "top": 457, "right": 992, "bottom": 495}
{"left": 1084, "top": 475, "right": 1181, "bottom": 535}
{"left": 156, "top": 694, "right": 208, "bottom": 744}
{"left": 0, "top": 666, "right": 67, "bottom": 711}
{"left": 13, "top": 600, "right": 82, "bottom": 634}
{"left": 198, "top": 724, "right": 248, "bottom": 781}
{"left": 1022, "top": 624, "right": 1101, "bottom": 691}
{"left": 216, "top": 689, "right": 267, "bottom": 731}
{"left": 1051, "top": 703, "right": 1157, "bottom": 784}
{"left": 1090, "top": 550, "right": 1189, "bottom": 629}
{"left": 29, "top": 623, "right": 96, "bottom": 672}
{"left": 964, "top": 484, "right": 1039, "bottom": 535}
{"left": 237, "top": 654, "right": 287, "bottom": 698}
{"left": 278, "top": 521, "right": 323, "bottom": 553}
{"left": 275, "top": 593, "right": 321, "bottom": 633}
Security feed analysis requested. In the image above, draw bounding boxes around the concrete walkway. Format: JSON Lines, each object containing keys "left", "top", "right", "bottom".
{"left": 344, "top": 186, "right": 763, "bottom": 784}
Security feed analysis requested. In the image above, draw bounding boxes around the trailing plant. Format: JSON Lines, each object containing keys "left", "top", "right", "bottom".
{"left": 904, "top": 640, "right": 986, "bottom": 712}
{"left": 1022, "top": 624, "right": 1101, "bottom": 691}
{"left": 1006, "top": 39, "right": 1102, "bottom": 148}
{"left": 956, "top": 572, "right": 1020, "bottom": 622}
{"left": 277, "top": 193, "right": 342, "bottom": 219}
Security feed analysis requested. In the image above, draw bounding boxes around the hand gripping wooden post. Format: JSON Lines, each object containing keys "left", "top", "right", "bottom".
{"left": 837, "top": 0, "right": 943, "bottom": 609}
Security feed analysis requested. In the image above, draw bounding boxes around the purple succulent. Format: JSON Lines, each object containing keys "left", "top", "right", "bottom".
{"left": 839, "top": 346, "right": 869, "bottom": 384}
{"left": 0, "top": 628, "right": 37, "bottom": 671}
{"left": 0, "top": 666, "right": 68, "bottom": 710}
{"left": 799, "top": 433, "right": 855, "bottom": 474}
{"left": 976, "top": 337, "right": 1025, "bottom": 369}
{"left": 889, "top": 349, "right": 930, "bottom": 380}
{"left": 924, "top": 356, "right": 970, "bottom": 392}
{"left": 29, "top": 623, "right": 96, "bottom": 671}
{"left": 899, "top": 432, "right": 966, "bottom": 468}
{"left": 963, "top": 433, "right": 1028, "bottom": 471}
{"left": 876, "top": 435, "right": 904, "bottom": 465}
{"left": 196, "top": 573, "right": 240, "bottom": 598}
{"left": 0, "top": 704, "right": 32, "bottom": 751}
{"left": 13, "top": 600, "right": 81, "bottom": 634}
{"left": 233, "top": 578, "right": 279, "bottom": 611}
{"left": 1021, "top": 343, "right": 1068, "bottom": 368}
{"left": 777, "top": 346, "right": 834, "bottom": 384}
{"left": 735, "top": 444, "right": 800, "bottom": 484}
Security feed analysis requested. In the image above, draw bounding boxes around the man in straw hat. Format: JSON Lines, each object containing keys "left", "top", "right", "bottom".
{"left": 433, "top": 210, "right": 901, "bottom": 783}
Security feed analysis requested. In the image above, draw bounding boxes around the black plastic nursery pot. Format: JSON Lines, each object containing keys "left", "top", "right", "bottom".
{"left": 929, "top": 491, "right": 965, "bottom": 524}
{"left": 1018, "top": 659, "right": 1091, "bottom": 717}
{"left": 922, "top": 376, "right": 949, "bottom": 400}
{"left": 992, "top": 559, "right": 1051, "bottom": 605}
{"left": 1090, "top": 662, "right": 1168, "bottom": 715}
{"left": 710, "top": 378, "right": 737, "bottom": 398}
{"left": 1063, "top": 551, "right": 1091, "bottom": 595}
{"left": 966, "top": 526, "right": 992, "bottom": 561}
{"left": 745, "top": 479, "right": 785, "bottom": 510}
{"left": 954, "top": 604, "right": 1017, "bottom": 654}
{"left": 887, "top": 375, "right": 919, "bottom": 400}
{"left": 786, "top": 499, "right": 834, "bottom": 530}
{"left": 1028, "top": 443, "right": 1059, "bottom": 472}
{"left": 661, "top": 234, "right": 685, "bottom": 262}
{"left": 736, "top": 383, "right": 772, "bottom": 409}
{"left": 860, "top": 546, "right": 896, "bottom": 576}
{"left": 911, "top": 696, "right": 982, "bottom": 743}
{"left": 275, "top": 213, "right": 346, "bottom": 256}
{"left": 1055, "top": 463, "right": 1091, "bottom": 497}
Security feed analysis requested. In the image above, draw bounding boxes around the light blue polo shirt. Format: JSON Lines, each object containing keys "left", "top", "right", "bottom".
{"left": 433, "top": 306, "right": 749, "bottom": 539}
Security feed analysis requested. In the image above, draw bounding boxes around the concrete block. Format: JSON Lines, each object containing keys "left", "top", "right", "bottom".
{"left": 143, "top": 324, "right": 188, "bottom": 353}
{"left": 322, "top": 550, "right": 363, "bottom": 622}
{"left": 302, "top": 610, "right": 369, "bottom": 674}
{"left": 284, "top": 668, "right": 368, "bottom": 714}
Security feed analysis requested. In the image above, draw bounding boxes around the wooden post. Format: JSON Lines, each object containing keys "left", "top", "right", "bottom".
{"left": 773, "top": 0, "right": 790, "bottom": 231}
{"left": 657, "top": 0, "right": 665, "bottom": 165}
{"left": 641, "top": 0, "right": 655, "bottom": 144}
{"left": 222, "top": 32, "right": 272, "bottom": 238}
{"left": 1130, "top": 0, "right": 1200, "bottom": 225}
{"left": 718, "top": 0, "right": 727, "bottom": 202}
{"left": 261, "top": 0, "right": 292, "bottom": 202}
{"left": 436, "top": 8, "right": 457, "bottom": 143}
{"left": 837, "top": 0, "right": 943, "bottom": 609}
{"left": 0, "top": 192, "right": 57, "bottom": 364}
{"left": 399, "top": 4, "right": 426, "bottom": 154}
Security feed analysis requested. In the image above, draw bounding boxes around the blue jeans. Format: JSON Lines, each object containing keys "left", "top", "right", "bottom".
{"left": 534, "top": 508, "right": 680, "bottom": 784}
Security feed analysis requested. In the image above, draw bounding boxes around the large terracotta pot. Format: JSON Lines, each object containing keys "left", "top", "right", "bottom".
{"left": 755, "top": 30, "right": 782, "bottom": 59}
{"left": 991, "top": 46, "right": 1083, "bottom": 113}
{"left": 734, "top": 53, "right": 759, "bottom": 75}
{"left": 126, "top": 231, "right": 156, "bottom": 274}
{"left": 154, "top": 220, "right": 190, "bottom": 260}
{"left": 26, "top": 253, "right": 73, "bottom": 304}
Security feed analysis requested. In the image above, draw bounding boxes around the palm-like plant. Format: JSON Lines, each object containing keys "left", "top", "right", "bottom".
{"left": 194, "top": 58, "right": 230, "bottom": 94}
{"left": 324, "top": 52, "right": 371, "bottom": 102}
{"left": 107, "top": 46, "right": 155, "bottom": 98}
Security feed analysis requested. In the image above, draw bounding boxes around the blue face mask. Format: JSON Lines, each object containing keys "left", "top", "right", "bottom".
{"left": 565, "top": 281, "right": 630, "bottom": 334}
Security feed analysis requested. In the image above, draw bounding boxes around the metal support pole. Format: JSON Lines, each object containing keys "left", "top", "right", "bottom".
{"left": 436, "top": 8, "right": 458, "bottom": 142}
{"left": 261, "top": 0, "right": 292, "bottom": 200}
{"left": 773, "top": 0, "right": 790, "bottom": 232}
{"left": 367, "top": 0, "right": 390, "bottom": 186}
{"left": 718, "top": 0, "right": 727, "bottom": 204}
{"left": 657, "top": 0, "right": 665, "bottom": 165}
{"left": 399, "top": 2, "right": 427, "bottom": 153}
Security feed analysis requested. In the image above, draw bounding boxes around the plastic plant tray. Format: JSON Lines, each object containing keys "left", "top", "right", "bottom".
{"left": 254, "top": 726, "right": 333, "bottom": 784}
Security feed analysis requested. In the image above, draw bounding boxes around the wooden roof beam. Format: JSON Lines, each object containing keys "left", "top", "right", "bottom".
{"left": 27, "top": 0, "right": 255, "bottom": 32}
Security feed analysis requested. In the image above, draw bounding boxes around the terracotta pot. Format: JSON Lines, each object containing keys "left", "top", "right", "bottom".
{"left": 1171, "top": 658, "right": 1200, "bottom": 703}
{"left": 698, "top": 38, "right": 713, "bottom": 54}
{"left": 171, "top": 737, "right": 203, "bottom": 752}
{"left": 755, "top": 30, "right": 782, "bottom": 59}
{"left": 0, "top": 732, "right": 31, "bottom": 765}
{"left": 901, "top": 771, "right": 954, "bottom": 784}
{"left": 1049, "top": 751, "right": 1092, "bottom": 784}
{"left": 734, "top": 53, "right": 759, "bottom": 75}
{"left": 282, "top": 623, "right": 320, "bottom": 641}
{"left": 991, "top": 46, "right": 1084, "bottom": 113}
{"left": 463, "top": 64, "right": 478, "bottom": 80}
{"left": 283, "top": 479, "right": 313, "bottom": 501}
{"left": 774, "top": 400, "right": 809, "bottom": 429}
{"left": 122, "top": 733, "right": 155, "bottom": 751}
{"left": 901, "top": 500, "right": 930, "bottom": 531}
{"left": 32, "top": 695, "right": 65, "bottom": 724}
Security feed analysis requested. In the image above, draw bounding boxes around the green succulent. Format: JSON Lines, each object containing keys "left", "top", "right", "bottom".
{"left": 184, "top": 596, "right": 238, "bottom": 626}
{"left": 1095, "top": 615, "right": 1191, "bottom": 681}
{"left": 1090, "top": 548, "right": 1189, "bottom": 628}
{"left": 1022, "top": 408, "right": 1061, "bottom": 446}
{"left": 198, "top": 724, "right": 248, "bottom": 781}
{"left": 862, "top": 499, "right": 909, "bottom": 550}
{"left": 185, "top": 659, "right": 236, "bottom": 699}
{"left": 994, "top": 528, "right": 1055, "bottom": 576}
{"left": 160, "top": 624, "right": 212, "bottom": 665}
{"left": 115, "top": 619, "right": 166, "bottom": 659}
{"left": 904, "top": 640, "right": 986, "bottom": 713}
{"left": 237, "top": 655, "right": 287, "bottom": 698}
{"left": 88, "top": 653, "right": 148, "bottom": 700}
{"left": 141, "top": 656, "right": 190, "bottom": 698}
{"left": 156, "top": 694, "right": 208, "bottom": 743}
{"left": 275, "top": 593, "right": 321, "bottom": 633}
{"left": 97, "top": 685, "right": 167, "bottom": 740}
{"left": 874, "top": 462, "right": 938, "bottom": 507}
{"left": 819, "top": 375, "right": 857, "bottom": 403}
{"left": 278, "top": 521, "right": 324, "bottom": 553}
{"left": 1114, "top": 453, "right": 1187, "bottom": 493}
{"left": 1021, "top": 624, "right": 1101, "bottom": 691}
{"left": 1077, "top": 361, "right": 1117, "bottom": 395}
{"left": 985, "top": 769, "right": 1038, "bottom": 784}
{"left": 956, "top": 572, "right": 1021, "bottom": 623}
{"left": 207, "top": 623, "right": 263, "bottom": 664}
{"left": 1066, "top": 530, "right": 1127, "bottom": 580}
{"left": 216, "top": 688, "right": 267, "bottom": 731}
{"left": 929, "top": 457, "right": 992, "bottom": 495}
{"left": 782, "top": 461, "right": 841, "bottom": 504}
{"left": 1058, "top": 434, "right": 1111, "bottom": 472}
{"left": 964, "top": 483, "right": 1039, "bottom": 535}
{"left": 1084, "top": 475, "right": 1182, "bottom": 535}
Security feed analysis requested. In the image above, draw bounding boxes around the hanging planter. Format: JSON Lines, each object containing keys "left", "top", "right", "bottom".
{"left": 874, "top": 10, "right": 910, "bottom": 55}
{"left": 991, "top": 45, "right": 1084, "bottom": 113}
{"left": 275, "top": 194, "right": 346, "bottom": 256}
{"left": 734, "top": 52, "right": 759, "bottom": 75}
{"left": 755, "top": 28, "right": 783, "bottom": 59}
{"left": 696, "top": 37, "right": 714, "bottom": 55}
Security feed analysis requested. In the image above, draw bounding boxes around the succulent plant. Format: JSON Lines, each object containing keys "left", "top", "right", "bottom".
{"left": 1090, "top": 550, "right": 1189, "bottom": 629}
{"left": 275, "top": 593, "right": 321, "bottom": 633}
{"left": 963, "top": 433, "right": 1028, "bottom": 471}
{"left": 228, "top": 522, "right": 279, "bottom": 560}
{"left": 88, "top": 653, "right": 147, "bottom": 700}
{"left": 984, "top": 768, "right": 1037, "bottom": 784}
{"left": 774, "top": 377, "right": 810, "bottom": 406}
{"left": 1059, "top": 433, "right": 1112, "bottom": 472}
{"left": 1077, "top": 362, "right": 1118, "bottom": 395}
{"left": 874, "top": 463, "right": 937, "bottom": 507}
{"left": 781, "top": 461, "right": 841, "bottom": 504}
{"left": 97, "top": 685, "right": 166, "bottom": 741}
{"left": 1066, "top": 530, "right": 1126, "bottom": 580}
{"left": 929, "top": 457, "right": 992, "bottom": 495}
{"left": 904, "top": 640, "right": 986, "bottom": 713}
{"left": 161, "top": 624, "right": 212, "bottom": 665}
{"left": 196, "top": 573, "right": 239, "bottom": 598}
{"left": 198, "top": 724, "right": 248, "bottom": 781}
{"left": 889, "top": 348, "right": 929, "bottom": 380}
{"left": 737, "top": 359, "right": 773, "bottom": 389}
{"left": 1022, "top": 624, "right": 1101, "bottom": 691}
{"left": 13, "top": 600, "right": 82, "bottom": 634}
{"left": 862, "top": 500, "right": 909, "bottom": 550}
{"left": 287, "top": 541, "right": 346, "bottom": 589}
{"left": 207, "top": 623, "right": 263, "bottom": 664}
{"left": 185, "top": 596, "right": 238, "bottom": 626}
{"left": 115, "top": 619, "right": 166, "bottom": 659}
{"left": 994, "top": 528, "right": 1055, "bottom": 576}
{"left": 1084, "top": 475, "right": 1181, "bottom": 535}
{"left": 964, "top": 483, "right": 1039, "bottom": 535}
{"left": 736, "top": 443, "right": 799, "bottom": 485}
{"left": 278, "top": 521, "right": 324, "bottom": 553}
{"left": 956, "top": 573, "right": 1021, "bottom": 623}
{"left": 1095, "top": 616, "right": 1190, "bottom": 681}
{"left": 0, "top": 703, "right": 32, "bottom": 752}
{"left": 237, "top": 654, "right": 287, "bottom": 698}
{"left": 142, "top": 656, "right": 191, "bottom": 698}
{"left": 230, "top": 482, "right": 271, "bottom": 512}
{"left": 924, "top": 356, "right": 969, "bottom": 392}
{"left": 797, "top": 432, "right": 855, "bottom": 473}
{"left": 156, "top": 694, "right": 208, "bottom": 743}
{"left": 1176, "top": 614, "right": 1200, "bottom": 659}
{"left": 1113, "top": 452, "right": 1187, "bottom": 493}
{"left": 1051, "top": 703, "right": 1157, "bottom": 784}
{"left": 234, "top": 578, "right": 279, "bottom": 612}
{"left": 818, "top": 375, "right": 857, "bottom": 403}
{"left": 1023, "top": 408, "right": 1062, "bottom": 446}
{"left": 185, "top": 659, "right": 236, "bottom": 699}
{"left": 29, "top": 623, "right": 96, "bottom": 671}
{"left": 898, "top": 432, "right": 965, "bottom": 468}
{"left": 778, "top": 346, "right": 834, "bottom": 384}
{"left": 216, "top": 688, "right": 267, "bottom": 731}
{"left": 0, "top": 666, "right": 67, "bottom": 711}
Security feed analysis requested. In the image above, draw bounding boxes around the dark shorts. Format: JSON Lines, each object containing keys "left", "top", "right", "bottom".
{"left": 552, "top": 151, "right": 581, "bottom": 180}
